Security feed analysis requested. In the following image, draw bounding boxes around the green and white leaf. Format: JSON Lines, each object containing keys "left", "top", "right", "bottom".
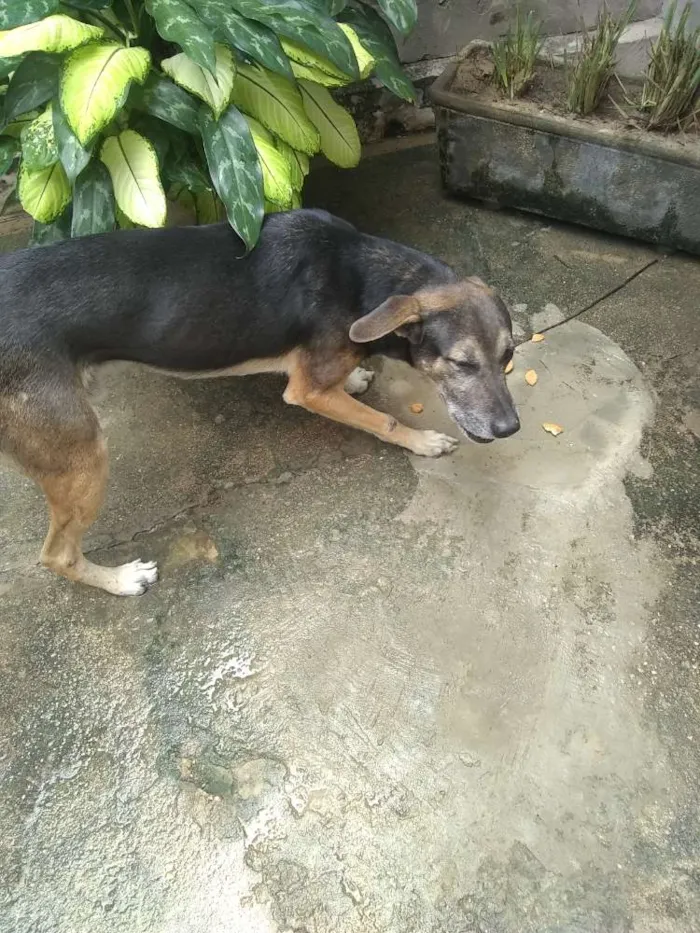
{"left": 269, "top": 16, "right": 357, "bottom": 81}
{"left": 0, "top": 14, "right": 102, "bottom": 57}
{"left": 18, "top": 158, "right": 70, "bottom": 221}
{"left": 281, "top": 26, "right": 371, "bottom": 82}
{"left": 20, "top": 103, "right": 57, "bottom": 169}
{"left": 3, "top": 109, "right": 37, "bottom": 137}
{"left": 61, "top": 42, "right": 150, "bottom": 145}
{"left": 245, "top": 114, "right": 293, "bottom": 208}
{"left": 128, "top": 112, "right": 173, "bottom": 165}
{"left": 298, "top": 78, "right": 359, "bottom": 168}
{"left": 304, "top": 0, "right": 346, "bottom": 14}
{"left": 274, "top": 136, "right": 305, "bottom": 190}
{"left": 198, "top": 102, "right": 264, "bottom": 250}
{"left": 193, "top": 0, "right": 293, "bottom": 79}
{"left": 162, "top": 43, "right": 234, "bottom": 119}
{"left": 339, "top": 4, "right": 415, "bottom": 101}
{"left": 30, "top": 210, "right": 71, "bottom": 246}
{"left": 231, "top": 62, "right": 319, "bottom": 155}
{"left": 194, "top": 187, "right": 225, "bottom": 224}
{"left": 290, "top": 145, "right": 308, "bottom": 177}
{"left": 130, "top": 72, "right": 199, "bottom": 135}
{"left": 376, "top": 0, "right": 417, "bottom": 36}
{"left": 52, "top": 101, "right": 92, "bottom": 182}
{"left": 339, "top": 23, "right": 373, "bottom": 79}
{"left": 100, "top": 128, "right": 166, "bottom": 227}
{"left": 281, "top": 35, "right": 350, "bottom": 83}
{"left": 0, "top": 134, "right": 18, "bottom": 173}
{"left": 0, "top": 54, "right": 20, "bottom": 77}
{"left": 66, "top": 0, "right": 112, "bottom": 9}
{"left": 165, "top": 149, "right": 210, "bottom": 191}
{"left": 289, "top": 59, "right": 344, "bottom": 86}
{"left": 150, "top": 117, "right": 196, "bottom": 169}
{"left": 229, "top": 0, "right": 358, "bottom": 78}
{"left": 170, "top": 181, "right": 195, "bottom": 214}
{"left": 145, "top": 0, "right": 216, "bottom": 75}
{"left": 71, "top": 158, "right": 115, "bottom": 235}
{"left": 115, "top": 203, "right": 139, "bottom": 228}
{"left": 4, "top": 51, "right": 57, "bottom": 124}
{"left": 0, "top": 0, "right": 59, "bottom": 32}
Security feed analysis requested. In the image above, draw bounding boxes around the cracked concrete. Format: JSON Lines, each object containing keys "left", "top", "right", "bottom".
{"left": 1, "top": 142, "right": 699, "bottom": 932}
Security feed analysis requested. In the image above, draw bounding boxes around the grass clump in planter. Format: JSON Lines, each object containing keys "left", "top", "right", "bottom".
{"left": 492, "top": 7, "right": 544, "bottom": 99}
{"left": 566, "top": 1, "right": 637, "bottom": 115}
{"left": 640, "top": 0, "right": 700, "bottom": 130}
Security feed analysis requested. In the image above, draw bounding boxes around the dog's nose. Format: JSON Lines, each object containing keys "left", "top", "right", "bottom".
{"left": 492, "top": 412, "right": 520, "bottom": 438}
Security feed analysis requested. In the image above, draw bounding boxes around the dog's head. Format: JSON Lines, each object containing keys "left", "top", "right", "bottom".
{"left": 350, "top": 278, "right": 519, "bottom": 443}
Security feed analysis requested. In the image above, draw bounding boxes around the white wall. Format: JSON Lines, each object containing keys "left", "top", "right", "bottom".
{"left": 398, "top": 0, "right": 664, "bottom": 63}
{"left": 663, "top": 0, "right": 700, "bottom": 25}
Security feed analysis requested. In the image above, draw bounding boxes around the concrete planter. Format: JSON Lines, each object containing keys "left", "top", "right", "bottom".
{"left": 429, "top": 43, "right": 700, "bottom": 254}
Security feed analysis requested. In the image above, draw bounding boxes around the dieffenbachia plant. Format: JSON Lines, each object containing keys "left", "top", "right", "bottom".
{"left": 0, "top": 0, "right": 417, "bottom": 248}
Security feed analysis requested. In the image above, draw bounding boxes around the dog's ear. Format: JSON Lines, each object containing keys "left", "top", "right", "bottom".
{"left": 349, "top": 295, "right": 421, "bottom": 344}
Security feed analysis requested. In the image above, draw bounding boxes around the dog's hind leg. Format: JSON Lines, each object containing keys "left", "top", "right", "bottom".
{"left": 38, "top": 438, "right": 158, "bottom": 596}
{"left": 2, "top": 383, "right": 158, "bottom": 595}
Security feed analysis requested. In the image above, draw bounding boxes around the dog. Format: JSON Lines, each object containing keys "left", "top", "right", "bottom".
{"left": 0, "top": 208, "right": 519, "bottom": 596}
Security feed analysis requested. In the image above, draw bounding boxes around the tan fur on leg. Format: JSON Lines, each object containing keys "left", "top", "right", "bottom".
{"left": 1, "top": 386, "right": 158, "bottom": 596}
{"left": 38, "top": 436, "right": 158, "bottom": 596}
{"left": 284, "top": 354, "right": 458, "bottom": 457}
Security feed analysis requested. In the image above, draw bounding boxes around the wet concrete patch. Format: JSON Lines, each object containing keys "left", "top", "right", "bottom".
{"left": 2, "top": 317, "right": 693, "bottom": 932}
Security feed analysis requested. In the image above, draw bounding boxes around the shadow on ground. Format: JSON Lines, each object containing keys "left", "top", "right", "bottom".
{"left": 1, "top": 142, "right": 698, "bottom": 933}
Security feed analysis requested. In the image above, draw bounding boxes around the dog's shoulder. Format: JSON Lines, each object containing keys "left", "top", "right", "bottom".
{"left": 261, "top": 208, "right": 357, "bottom": 242}
{"left": 298, "top": 208, "right": 356, "bottom": 233}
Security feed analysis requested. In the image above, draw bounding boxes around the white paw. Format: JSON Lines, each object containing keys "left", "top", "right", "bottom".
{"left": 410, "top": 430, "right": 459, "bottom": 458}
{"left": 114, "top": 559, "right": 159, "bottom": 597}
{"left": 345, "top": 366, "right": 375, "bottom": 395}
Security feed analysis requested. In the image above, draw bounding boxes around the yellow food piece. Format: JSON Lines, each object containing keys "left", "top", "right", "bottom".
{"left": 542, "top": 422, "right": 564, "bottom": 436}
{"left": 525, "top": 369, "right": 538, "bottom": 385}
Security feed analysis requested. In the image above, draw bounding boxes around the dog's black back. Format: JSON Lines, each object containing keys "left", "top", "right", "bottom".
{"left": 0, "top": 209, "right": 453, "bottom": 373}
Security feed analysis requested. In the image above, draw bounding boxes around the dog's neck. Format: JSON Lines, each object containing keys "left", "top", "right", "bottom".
{"left": 364, "top": 332, "right": 411, "bottom": 363}
{"left": 355, "top": 238, "right": 457, "bottom": 362}
{"left": 359, "top": 236, "right": 457, "bottom": 308}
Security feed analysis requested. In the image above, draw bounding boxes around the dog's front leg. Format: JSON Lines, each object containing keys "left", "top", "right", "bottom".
{"left": 284, "top": 381, "right": 458, "bottom": 457}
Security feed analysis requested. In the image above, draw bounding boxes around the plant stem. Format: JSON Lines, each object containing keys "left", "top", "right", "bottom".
{"left": 123, "top": 0, "right": 140, "bottom": 38}
{"left": 63, "top": 3, "right": 128, "bottom": 43}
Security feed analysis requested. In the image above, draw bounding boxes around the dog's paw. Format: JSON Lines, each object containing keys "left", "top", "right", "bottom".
{"left": 345, "top": 366, "right": 375, "bottom": 395}
{"left": 113, "top": 559, "right": 159, "bottom": 597}
{"left": 410, "top": 430, "right": 459, "bottom": 458}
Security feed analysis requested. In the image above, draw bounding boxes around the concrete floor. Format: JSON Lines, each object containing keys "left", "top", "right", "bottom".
{"left": 1, "top": 142, "right": 699, "bottom": 933}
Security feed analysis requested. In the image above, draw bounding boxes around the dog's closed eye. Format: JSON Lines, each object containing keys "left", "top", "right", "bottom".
{"left": 446, "top": 356, "right": 479, "bottom": 372}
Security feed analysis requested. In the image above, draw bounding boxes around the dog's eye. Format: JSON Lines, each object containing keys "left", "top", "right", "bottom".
{"left": 448, "top": 358, "right": 478, "bottom": 372}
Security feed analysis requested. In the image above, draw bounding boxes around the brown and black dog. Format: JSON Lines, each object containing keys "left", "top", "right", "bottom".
{"left": 0, "top": 209, "right": 519, "bottom": 596}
